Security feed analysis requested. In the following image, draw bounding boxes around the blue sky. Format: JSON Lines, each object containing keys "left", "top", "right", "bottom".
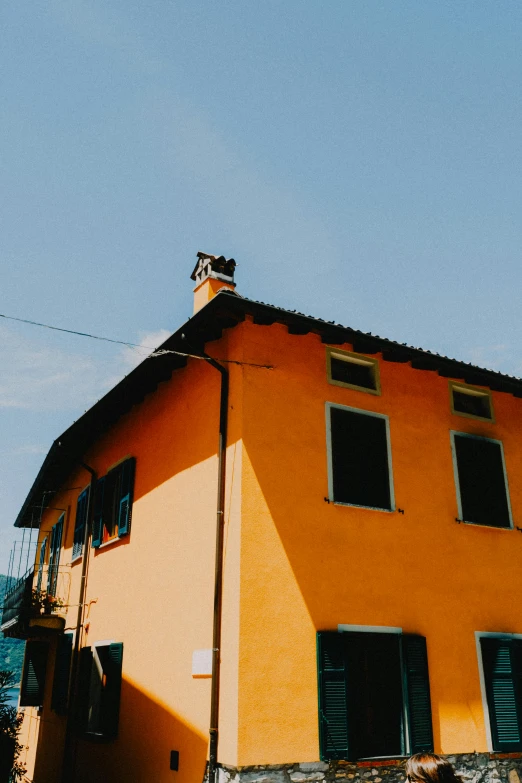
{"left": 2, "top": 0, "right": 522, "bottom": 573}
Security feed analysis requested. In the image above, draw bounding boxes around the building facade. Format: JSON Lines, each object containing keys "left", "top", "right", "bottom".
{"left": 4, "top": 256, "right": 522, "bottom": 783}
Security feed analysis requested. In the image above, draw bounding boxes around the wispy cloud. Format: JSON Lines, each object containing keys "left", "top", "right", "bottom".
{"left": 120, "top": 329, "right": 172, "bottom": 370}
{"left": 0, "top": 325, "right": 171, "bottom": 412}
{"left": 12, "top": 444, "right": 48, "bottom": 456}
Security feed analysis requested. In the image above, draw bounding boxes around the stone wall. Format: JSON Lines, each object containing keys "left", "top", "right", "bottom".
{"left": 209, "top": 754, "right": 522, "bottom": 783}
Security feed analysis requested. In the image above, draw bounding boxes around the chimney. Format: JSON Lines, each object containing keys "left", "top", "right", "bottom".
{"left": 190, "top": 252, "right": 237, "bottom": 314}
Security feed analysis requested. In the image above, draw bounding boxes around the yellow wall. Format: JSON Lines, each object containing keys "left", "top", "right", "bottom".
{"left": 22, "top": 327, "right": 244, "bottom": 783}
{"left": 237, "top": 318, "right": 522, "bottom": 764}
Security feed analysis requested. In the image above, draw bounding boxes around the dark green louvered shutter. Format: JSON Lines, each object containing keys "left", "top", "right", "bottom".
{"left": 481, "top": 637, "right": 522, "bottom": 752}
{"left": 92, "top": 476, "right": 105, "bottom": 548}
{"left": 317, "top": 632, "right": 350, "bottom": 760}
{"left": 73, "top": 488, "right": 89, "bottom": 559}
{"left": 401, "top": 634, "right": 434, "bottom": 753}
{"left": 20, "top": 641, "right": 48, "bottom": 707}
{"left": 75, "top": 646, "right": 93, "bottom": 732}
{"left": 102, "top": 643, "right": 123, "bottom": 738}
{"left": 47, "top": 515, "right": 64, "bottom": 596}
{"left": 117, "top": 458, "right": 135, "bottom": 537}
{"left": 51, "top": 633, "right": 73, "bottom": 714}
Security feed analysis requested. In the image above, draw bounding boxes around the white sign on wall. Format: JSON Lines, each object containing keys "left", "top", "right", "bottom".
{"left": 192, "top": 649, "right": 213, "bottom": 678}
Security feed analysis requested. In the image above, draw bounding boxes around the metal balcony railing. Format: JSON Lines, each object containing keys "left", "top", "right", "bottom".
{"left": 1, "top": 564, "right": 71, "bottom": 638}
{"left": 1, "top": 568, "right": 34, "bottom": 630}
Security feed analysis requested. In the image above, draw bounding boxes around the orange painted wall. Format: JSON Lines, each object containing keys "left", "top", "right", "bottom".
{"left": 20, "top": 326, "right": 244, "bottom": 783}
{"left": 236, "top": 317, "right": 522, "bottom": 765}
{"left": 18, "top": 310, "right": 522, "bottom": 779}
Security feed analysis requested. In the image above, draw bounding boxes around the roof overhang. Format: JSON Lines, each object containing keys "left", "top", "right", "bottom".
{"left": 14, "top": 290, "right": 522, "bottom": 527}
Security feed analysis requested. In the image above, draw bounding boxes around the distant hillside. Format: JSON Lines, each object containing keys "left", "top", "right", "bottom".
{"left": 0, "top": 575, "right": 24, "bottom": 681}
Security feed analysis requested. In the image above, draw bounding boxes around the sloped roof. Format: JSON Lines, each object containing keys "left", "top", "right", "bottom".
{"left": 14, "top": 289, "right": 522, "bottom": 527}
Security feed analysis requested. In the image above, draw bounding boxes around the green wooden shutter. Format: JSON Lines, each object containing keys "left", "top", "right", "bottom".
{"left": 402, "top": 634, "right": 434, "bottom": 753}
{"left": 317, "top": 632, "right": 350, "bottom": 761}
{"left": 75, "top": 646, "right": 93, "bottom": 732}
{"left": 117, "top": 458, "right": 135, "bottom": 537}
{"left": 51, "top": 633, "right": 73, "bottom": 714}
{"left": 102, "top": 643, "right": 123, "bottom": 739}
{"left": 481, "top": 637, "right": 522, "bottom": 752}
{"left": 92, "top": 476, "right": 106, "bottom": 548}
{"left": 73, "top": 489, "right": 89, "bottom": 559}
{"left": 20, "top": 641, "right": 48, "bottom": 707}
{"left": 47, "top": 515, "right": 64, "bottom": 596}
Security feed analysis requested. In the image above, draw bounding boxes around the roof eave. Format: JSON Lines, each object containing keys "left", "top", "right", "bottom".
{"left": 14, "top": 289, "right": 522, "bottom": 527}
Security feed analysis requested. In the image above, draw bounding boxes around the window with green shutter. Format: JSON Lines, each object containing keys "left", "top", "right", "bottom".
{"left": 20, "top": 640, "right": 48, "bottom": 707}
{"left": 317, "top": 630, "right": 433, "bottom": 761}
{"left": 47, "top": 515, "right": 64, "bottom": 596}
{"left": 480, "top": 636, "right": 522, "bottom": 752}
{"left": 76, "top": 642, "right": 124, "bottom": 740}
{"left": 92, "top": 458, "right": 136, "bottom": 549}
{"left": 73, "top": 488, "right": 89, "bottom": 560}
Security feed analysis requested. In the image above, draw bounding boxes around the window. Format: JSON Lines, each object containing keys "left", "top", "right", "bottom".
{"left": 77, "top": 642, "right": 123, "bottom": 739}
{"left": 73, "top": 487, "right": 89, "bottom": 560}
{"left": 47, "top": 515, "right": 64, "bottom": 596}
{"left": 327, "top": 347, "right": 380, "bottom": 395}
{"left": 451, "top": 433, "right": 512, "bottom": 528}
{"left": 92, "top": 457, "right": 135, "bottom": 549}
{"left": 450, "top": 381, "right": 494, "bottom": 422}
{"left": 479, "top": 635, "right": 522, "bottom": 752}
{"left": 317, "top": 630, "right": 433, "bottom": 761}
{"left": 326, "top": 404, "right": 394, "bottom": 510}
{"left": 20, "top": 640, "right": 48, "bottom": 707}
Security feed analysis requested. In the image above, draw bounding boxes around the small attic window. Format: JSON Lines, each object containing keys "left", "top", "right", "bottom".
{"left": 450, "top": 382, "right": 494, "bottom": 422}
{"left": 326, "top": 347, "right": 380, "bottom": 395}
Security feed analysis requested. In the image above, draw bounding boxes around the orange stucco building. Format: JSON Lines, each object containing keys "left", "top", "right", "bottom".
{"left": 4, "top": 254, "right": 522, "bottom": 783}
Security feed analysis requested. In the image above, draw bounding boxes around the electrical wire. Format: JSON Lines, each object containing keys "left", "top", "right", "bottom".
{"left": 0, "top": 311, "right": 274, "bottom": 369}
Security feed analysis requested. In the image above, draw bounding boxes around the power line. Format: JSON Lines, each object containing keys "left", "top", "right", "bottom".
{"left": 0, "top": 311, "right": 274, "bottom": 369}
{"left": 0, "top": 312, "right": 151, "bottom": 350}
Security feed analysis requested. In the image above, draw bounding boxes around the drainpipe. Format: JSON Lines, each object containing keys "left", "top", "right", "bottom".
{"left": 61, "top": 461, "right": 97, "bottom": 783}
{"left": 183, "top": 336, "right": 228, "bottom": 783}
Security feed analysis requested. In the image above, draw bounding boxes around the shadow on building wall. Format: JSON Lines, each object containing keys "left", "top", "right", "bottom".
{"left": 32, "top": 678, "right": 208, "bottom": 783}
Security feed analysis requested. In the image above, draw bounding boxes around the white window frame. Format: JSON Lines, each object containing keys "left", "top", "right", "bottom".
{"left": 475, "top": 631, "right": 522, "bottom": 752}
{"left": 326, "top": 402, "right": 396, "bottom": 512}
{"left": 450, "top": 431, "right": 513, "bottom": 530}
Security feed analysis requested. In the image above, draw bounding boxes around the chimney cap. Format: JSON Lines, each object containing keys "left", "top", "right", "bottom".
{"left": 190, "top": 252, "right": 236, "bottom": 285}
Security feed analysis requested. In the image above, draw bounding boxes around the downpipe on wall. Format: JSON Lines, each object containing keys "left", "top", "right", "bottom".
{"left": 61, "top": 460, "right": 97, "bottom": 783}
{"left": 182, "top": 336, "right": 229, "bottom": 783}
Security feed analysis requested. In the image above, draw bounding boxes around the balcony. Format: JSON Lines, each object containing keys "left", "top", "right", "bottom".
{"left": 1, "top": 565, "right": 71, "bottom": 639}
